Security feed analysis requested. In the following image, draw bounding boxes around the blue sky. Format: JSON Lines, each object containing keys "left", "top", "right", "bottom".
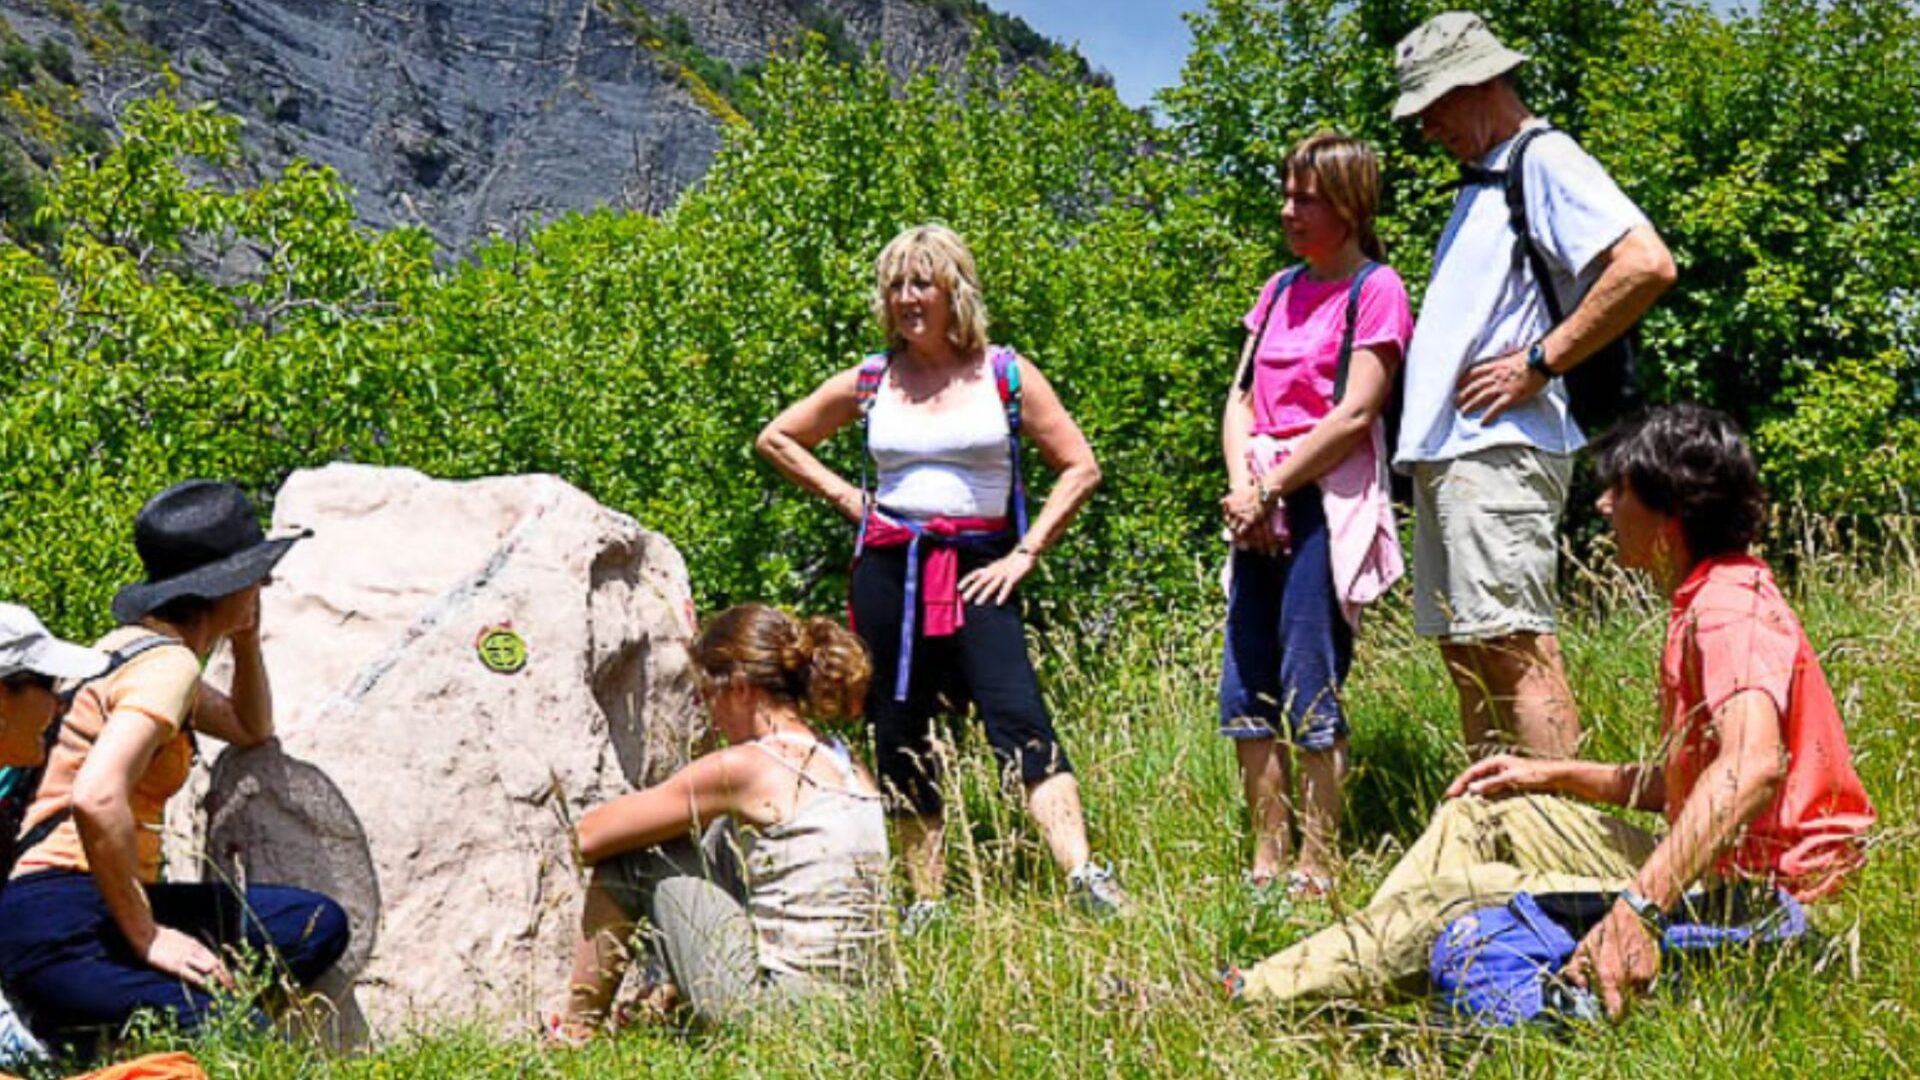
{"left": 992, "top": 1, "right": 1198, "bottom": 109}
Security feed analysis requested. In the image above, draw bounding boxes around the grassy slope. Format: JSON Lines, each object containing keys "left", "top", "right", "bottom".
{"left": 95, "top": 538, "right": 1920, "bottom": 1078}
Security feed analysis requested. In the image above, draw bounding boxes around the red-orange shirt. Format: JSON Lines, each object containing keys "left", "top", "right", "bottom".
{"left": 1661, "top": 555, "right": 1876, "bottom": 900}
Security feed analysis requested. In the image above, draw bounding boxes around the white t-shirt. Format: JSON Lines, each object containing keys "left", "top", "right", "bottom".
{"left": 1394, "top": 122, "right": 1649, "bottom": 468}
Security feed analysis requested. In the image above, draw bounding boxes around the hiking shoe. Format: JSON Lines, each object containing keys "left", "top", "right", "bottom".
{"left": 899, "top": 898, "right": 950, "bottom": 938}
{"left": 1067, "top": 862, "right": 1131, "bottom": 919}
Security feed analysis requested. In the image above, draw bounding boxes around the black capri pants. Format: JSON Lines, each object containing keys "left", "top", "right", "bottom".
{"left": 850, "top": 539, "right": 1072, "bottom": 817}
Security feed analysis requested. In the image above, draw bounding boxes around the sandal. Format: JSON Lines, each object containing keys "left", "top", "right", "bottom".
{"left": 543, "top": 1012, "right": 595, "bottom": 1049}
{"left": 1242, "top": 870, "right": 1294, "bottom": 912}
{"left": 1286, "top": 870, "right": 1334, "bottom": 901}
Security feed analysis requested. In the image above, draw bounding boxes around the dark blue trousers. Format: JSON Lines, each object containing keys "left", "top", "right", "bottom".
{"left": 1218, "top": 484, "right": 1355, "bottom": 750}
{"left": 0, "top": 870, "right": 349, "bottom": 1038}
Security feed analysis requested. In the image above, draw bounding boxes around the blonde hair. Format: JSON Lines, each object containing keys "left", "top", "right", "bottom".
{"left": 1283, "top": 132, "right": 1387, "bottom": 263}
{"left": 871, "top": 224, "right": 991, "bottom": 354}
{"left": 692, "top": 604, "right": 871, "bottom": 725}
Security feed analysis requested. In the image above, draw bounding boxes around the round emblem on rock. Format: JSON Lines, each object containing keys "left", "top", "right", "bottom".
{"left": 475, "top": 624, "right": 528, "bottom": 675}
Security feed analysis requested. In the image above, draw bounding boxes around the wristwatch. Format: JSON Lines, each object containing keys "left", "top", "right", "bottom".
{"left": 1525, "top": 340, "right": 1555, "bottom": 380}
{"left": 1617, "top": 887, "right": 1667, "bottom": 930}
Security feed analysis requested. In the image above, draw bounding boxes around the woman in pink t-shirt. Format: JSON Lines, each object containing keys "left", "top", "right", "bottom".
{"left": 1219, "top": 132, "right": 1413, "bottom": 895}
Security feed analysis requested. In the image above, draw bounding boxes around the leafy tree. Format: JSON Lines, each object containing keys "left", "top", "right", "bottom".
{"left": 3, "top": 3, "right": 1914, "bottom": 639}
{"left": 1166, "top": 0, "right": 1920, "bottom": 514}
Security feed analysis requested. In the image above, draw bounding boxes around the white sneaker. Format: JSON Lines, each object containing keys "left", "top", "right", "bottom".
{"left": 1067, "top": 862, "right": 1131, "bottom": 918}
{"left": 899, "top": 898, "right": 950, "bottom": 937}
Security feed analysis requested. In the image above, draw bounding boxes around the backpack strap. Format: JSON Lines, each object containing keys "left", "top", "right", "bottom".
{"left": 851, "top": 353, "right": 892, "bottom": 561}
{"left": 51, "top": 634, "right": 183, "bottom": 712}
{"left": 989, "top": 347, "right": 1029, "bottom": 537}
{"left": 1501, "top": 125, "right": 1567, "bottom": 325}
{"left": 990, "top": 347, "right": 1022, "bottom": 437}
{"left": 1237, "top": 266, "right": 1309, "bottom": 393}
{"left": 13, "top": 634, "right": 191, "bottom": 865}
{"left": 853, "top": 353, "right": 890, "bottom": 418}
{"left": 1331, "top": 261, "right": 1383, "bottom": 404}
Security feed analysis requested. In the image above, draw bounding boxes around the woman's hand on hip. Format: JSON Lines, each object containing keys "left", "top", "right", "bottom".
{"left": 833, "top": 484, "right": 868, "bottom": 524}
{"left": 143, "top": 925, "right": 234, "bottom": 991}
{"left": 959, "top": 550, "right": 1036, "bottom": 607}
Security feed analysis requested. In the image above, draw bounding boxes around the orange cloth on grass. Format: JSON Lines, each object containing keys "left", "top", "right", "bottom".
{"left": 2, "top": 1050, "right": 208, "bottom": 1080}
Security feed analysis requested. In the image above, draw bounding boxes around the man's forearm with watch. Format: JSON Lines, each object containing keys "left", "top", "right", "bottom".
{"left": 1529, "top": 223, "right": 1679, "bottom": 382}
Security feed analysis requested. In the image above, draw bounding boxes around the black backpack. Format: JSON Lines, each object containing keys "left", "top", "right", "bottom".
{"left": 1495, "top": 126, "right": 1643, "bottom": 433}
{"left": 0, "top": 634, "right": 185, "bottom": 879}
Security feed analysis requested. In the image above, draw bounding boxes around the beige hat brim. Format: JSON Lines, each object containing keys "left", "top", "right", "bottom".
{"left": 1392, "top": 46, "right": 1528, "bottom": 121}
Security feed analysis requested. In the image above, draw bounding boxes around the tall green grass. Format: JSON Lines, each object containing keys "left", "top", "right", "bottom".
{"left": 55, "top": 529, "right": 1920, "bottom": 1078}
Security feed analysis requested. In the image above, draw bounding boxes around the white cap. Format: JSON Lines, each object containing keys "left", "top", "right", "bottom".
{"left": 0, "top": 603, "right": 110, "bottom": 682}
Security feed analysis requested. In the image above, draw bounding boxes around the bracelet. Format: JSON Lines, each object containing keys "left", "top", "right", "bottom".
{"left": 1014, "top": 543, "right": 1037, "bottom": 558}
{"left": 1255, "top": 477, "right": 1283, "bottom": 509}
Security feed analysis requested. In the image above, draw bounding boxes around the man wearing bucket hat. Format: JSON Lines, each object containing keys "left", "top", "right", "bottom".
{"left": 0, "top": 480, "right": 348, "bottom": 1047}
{"left": 1388, "top": 12, "right": 1676, "bottom": 760}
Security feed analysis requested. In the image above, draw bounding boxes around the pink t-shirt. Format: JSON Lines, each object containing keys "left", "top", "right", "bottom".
{"left": 1241, "top": 266, "right": 1414, "bottom": 436}
{"left": 1661, "top": 555, "right": 1876, "bottom": 901}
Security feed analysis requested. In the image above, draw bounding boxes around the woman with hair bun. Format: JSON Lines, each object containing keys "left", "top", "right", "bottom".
{"left": 554, "top": 605, "right": 890, "bottom": 1037}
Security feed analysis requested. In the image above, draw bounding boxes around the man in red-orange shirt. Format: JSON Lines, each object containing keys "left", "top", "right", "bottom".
{"left": 1235, "top": 405, "right": 1874, "bottom": 1018}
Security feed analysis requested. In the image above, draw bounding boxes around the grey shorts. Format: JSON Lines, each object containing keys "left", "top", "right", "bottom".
{"left": 598, "top": 819, "right": 747, "bottom": 922}
{"left": 1411, "top": 444, "right": 1573, "bottom": 642}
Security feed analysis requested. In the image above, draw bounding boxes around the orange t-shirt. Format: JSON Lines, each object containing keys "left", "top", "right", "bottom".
{"left": 1661, "top": 555, "right": 1877, "bottom": 901}
{"left": 12, "top": 627, "right": 200, "bottom": 883}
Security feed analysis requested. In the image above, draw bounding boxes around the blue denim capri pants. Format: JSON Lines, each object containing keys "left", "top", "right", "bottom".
{"left": 1218, "top": 485, "right": 1354, "bottom": 751}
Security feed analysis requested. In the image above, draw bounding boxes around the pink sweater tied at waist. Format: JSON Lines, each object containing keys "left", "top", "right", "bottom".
{"left": 1244, "top": 422, "right": 1404, "bottom": 627}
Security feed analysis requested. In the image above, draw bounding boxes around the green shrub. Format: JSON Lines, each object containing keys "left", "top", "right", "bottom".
{"left": 34, "top": 37, "right": 73, "bottom": 84}
{"left": 1, "top": 40, "right": 34, "bottom": 86}
{"left": 2, "top": 2, "right": 1916, "bottom": 637}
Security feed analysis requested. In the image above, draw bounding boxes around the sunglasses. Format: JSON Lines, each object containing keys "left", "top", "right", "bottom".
{"left": 1, "top": 671, "right": 56, "bottom": 694}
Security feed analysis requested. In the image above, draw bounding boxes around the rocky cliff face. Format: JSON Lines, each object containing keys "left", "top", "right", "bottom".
{"left": 0, "top": 0, "right": 1050, "bottom": 252}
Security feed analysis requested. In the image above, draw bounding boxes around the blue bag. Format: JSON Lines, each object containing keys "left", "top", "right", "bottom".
{"left": 1432, "top": 886, "right": 1810, "bottom": 1028}
{"left": 1430, "top": 892, "right": 1596, "bottom": 1027}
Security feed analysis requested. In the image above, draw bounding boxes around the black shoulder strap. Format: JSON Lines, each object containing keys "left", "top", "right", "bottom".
{"left": 17, "top": 634, "right": 192, "bottom": 860}
{"left": 52, "top": 633, "right": 184, "bottom": 712}
{"left": 1503, "top": 125, "right": 1567, "bottom": 325}
{"left": 1238, "top": 265, "right": 1308, "bottom": 392}
{"left": 1331, "top": 261, "right": 1383, "bottom": 404}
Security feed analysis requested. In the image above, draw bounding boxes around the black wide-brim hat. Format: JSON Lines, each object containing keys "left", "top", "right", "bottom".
{"left": 111, "top": 480, "right": 308, "bottom": 625}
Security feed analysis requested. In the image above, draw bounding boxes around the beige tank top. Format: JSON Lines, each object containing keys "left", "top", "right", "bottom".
{"left": 741, "top": 734, "right": 891, "bottom": 985}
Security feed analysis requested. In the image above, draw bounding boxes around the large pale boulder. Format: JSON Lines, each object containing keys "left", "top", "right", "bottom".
{"left": 163, "top": 464, "right": 701, "bottom": 1042}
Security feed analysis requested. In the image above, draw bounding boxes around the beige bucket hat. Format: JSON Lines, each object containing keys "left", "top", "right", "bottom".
{"left": 1391, "top": 12, "right": 1529, "bottom": 120}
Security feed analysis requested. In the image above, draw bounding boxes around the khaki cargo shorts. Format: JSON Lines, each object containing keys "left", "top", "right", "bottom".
{"left": 1411, "top": 444, "right": 1573, "bottom": 642}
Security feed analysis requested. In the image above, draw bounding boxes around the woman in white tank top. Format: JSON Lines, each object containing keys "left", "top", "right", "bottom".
{"left": 555, "top": 605, "right": 890, "bottom": 1038}
{"left": 756, "top": 224, "right": 1128, "bottom": 923}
